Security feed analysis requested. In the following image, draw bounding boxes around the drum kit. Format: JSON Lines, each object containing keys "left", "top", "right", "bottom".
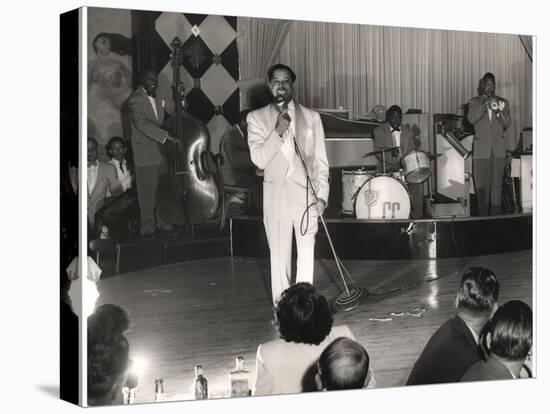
{"left": 342, "top": 147, "right": 438, "bottom": 219}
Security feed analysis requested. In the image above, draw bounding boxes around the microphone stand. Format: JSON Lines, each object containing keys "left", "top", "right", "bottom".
{"left": 284, "top": 112, "right": 368, "bottom": 312}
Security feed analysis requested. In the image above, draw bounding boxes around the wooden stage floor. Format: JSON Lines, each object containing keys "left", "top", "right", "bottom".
{"left": 97, "top": 249, "right": 533, "bottom": 404}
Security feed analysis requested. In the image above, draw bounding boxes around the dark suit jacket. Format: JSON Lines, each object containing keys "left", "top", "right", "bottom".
{"left": 220, "top": 125, "right": 259, "bottom": 188}
{"left": 407, "top": 316, "right": 484, "bottom": 385}
{"left": 128, "top": 87, "right": 174, "bottom": 167}
{"left": 373, "top": 122, "right": 418, "bottom": 172}
{"left": 467, "top": 95, "right": 511, "bottom": 159}
{"left": 88, "top": 162, "right": 121, "bottom": 227}
{"left": 460, "top": 356, "right": 514, "bottom": 382}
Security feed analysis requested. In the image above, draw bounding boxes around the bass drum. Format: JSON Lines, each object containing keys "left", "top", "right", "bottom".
{"left": 355, "top": 175, "right": 411, "bottom": 219}
{"left": 341, "top": 168, "right": 376, "bottom": 216}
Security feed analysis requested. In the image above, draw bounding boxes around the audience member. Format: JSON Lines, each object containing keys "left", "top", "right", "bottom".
{"left": 407, "top": 267, "right": 500, "bottom": 385}
{"left": 60, "top": 265, "right": 79, "bottom": 404}
{"left": 106, "top": 136, "right": 133, "bottom": 192}
{"left": 87, "top": 334, "right": 130, "bottom": 406}
{"left": 88, "top": 137, "right": 122, "bottom": 232}
{"left": 253, "top": 282, "right": 375, "bottom": 395}
{"left": 316, "top": 337, "right": 371, "bottom": 391}
{"left": 461, "top": 300, "right": 532, "bottom": 382}
{"left": 88, "top": 304, "right": 130, "bottom": 345}
{"left": 87, "top": 304, "right": 131, "bottom": 406}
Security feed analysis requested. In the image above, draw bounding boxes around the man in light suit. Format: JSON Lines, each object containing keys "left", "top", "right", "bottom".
{"left": 467, "top": 72, "right": 511, "bottom": 216}
{"left": 87, "top": 137, "right": 122, "bottom": 233}
{"left": 373, "top": 105, "right": 423, "bottom": 218}
{"left": 247, "top": 64, "right": 329, "bottom": 304}
{"left": 127, "top": 68, "right": 183, "bottom": 236}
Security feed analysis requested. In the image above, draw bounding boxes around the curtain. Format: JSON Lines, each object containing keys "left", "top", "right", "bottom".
{"left": 237, "top": 17, "right": 293, "bottom": 80}
{"left": 277, "top": 22, "right": 533, "bottom": 149}
{"left": 519, "top": 35, "right": 533, "bottom": 61}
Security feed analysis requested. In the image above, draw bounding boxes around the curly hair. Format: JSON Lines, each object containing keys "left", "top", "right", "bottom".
{"left": 88, "top": 304, "right": 129, "bottom": 347}
{"left": 92, "top": 32, "right": 133, "bottom": 56}
{"left": 87, "top": 336, "right": 129, "bottom": 404}
{"left": 483, "top": 300, "right": 532, "bottom": 361}
{"left": 276, "top": 283, "right": 333, "bottom": 345}
{"left": 457, "top": 267, "right": 500, "bottom": 316}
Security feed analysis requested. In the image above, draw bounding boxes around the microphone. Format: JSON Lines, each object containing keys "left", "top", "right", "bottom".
{"left": 275, "top": 95, "right": 290, "bottom": 120}
{"left": 275, "top": 95, "right": 286, "bottom": 107}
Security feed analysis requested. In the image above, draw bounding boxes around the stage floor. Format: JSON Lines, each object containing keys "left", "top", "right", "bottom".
{"left": 97, "top": 249, "right": 533, "bottom": 404}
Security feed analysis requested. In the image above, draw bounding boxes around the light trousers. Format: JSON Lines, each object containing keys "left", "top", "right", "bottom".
{"left": 263, "top": 216, "right": 318, "bottom": 304}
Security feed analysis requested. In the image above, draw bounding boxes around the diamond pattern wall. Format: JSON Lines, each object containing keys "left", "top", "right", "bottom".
{"left": 155, "top": 12, "right": 239, "bottom": 153}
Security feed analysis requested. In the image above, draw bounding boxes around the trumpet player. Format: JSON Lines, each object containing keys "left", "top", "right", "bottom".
{"left": 467, "top": 72, "right": 511, "bottom": 216}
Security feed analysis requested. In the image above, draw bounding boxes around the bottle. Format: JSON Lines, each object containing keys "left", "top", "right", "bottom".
{"left": 154, "top": 378, "right": 164, "bottom": 402}
{"left": 122, "top": 371, "right": 139, "bottom": 404}
{"left": 193, "top": 365, "right": 208, "bottom": 400}
{"left": 229, "top": 356, "right": 250, "bottom": 397}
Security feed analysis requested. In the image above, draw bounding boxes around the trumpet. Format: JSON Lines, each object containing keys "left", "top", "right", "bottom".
{"left": 488, "top": 97, "right": 500, "bottom": 111}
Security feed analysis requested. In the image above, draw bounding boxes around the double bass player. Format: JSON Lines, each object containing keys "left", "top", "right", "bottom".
{"left": 127, "top": 68, "right": 185, "bottom": 237}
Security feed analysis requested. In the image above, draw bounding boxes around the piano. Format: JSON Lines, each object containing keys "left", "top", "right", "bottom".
{"left": 317, "top": 112, "right": 381, "bottom": 168}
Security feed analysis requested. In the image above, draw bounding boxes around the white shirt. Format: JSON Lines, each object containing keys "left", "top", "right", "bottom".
{"left": 280, "top": 100, "right": 297, "bottom": 176}
{"left": 143, "top": 87, "right": 158, "bottom": 119}
{"left": 109, "top": 158, "right": 132, "bottom": 191}
{"left": 391, "top": 127, "right": 401, "bottom": 149}
{"left": 466, "top": 324, "right": 480, "bottom": 345}
{"left": 87, "top": 162, "right": 99, "bottom": 195}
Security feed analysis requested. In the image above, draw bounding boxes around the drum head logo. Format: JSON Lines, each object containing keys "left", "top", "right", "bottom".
{"left": 365, "top": 189, "right": 378, "bottom": 206}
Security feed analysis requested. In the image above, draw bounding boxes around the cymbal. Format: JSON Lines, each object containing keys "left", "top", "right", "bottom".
{"left": 362, "top": 146, "right": 400, "bottom": 158}
{"left": 426, "top": 152, "right": 444, "bottom": 159}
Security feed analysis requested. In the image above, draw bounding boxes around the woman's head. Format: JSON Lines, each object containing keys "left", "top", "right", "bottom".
{"left": 275, "top": 283, "right": 333, "bottom": 345}
{"left": 87, "top": 336, "right": 129, "bottom": 405}
{"left": 93, "top": 34, "right": 112, "bottom": 56}
{"left": 483, "top": 300, "right": 532, "bottom": 361}
{"left": 88, "top": 304, "right": 130, "bottom": 346}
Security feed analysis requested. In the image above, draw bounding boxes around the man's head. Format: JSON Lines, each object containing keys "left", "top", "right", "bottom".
{"left": 455, "top": 267, "right": 500, "bottom": 319}
{"left": 88, "top": 137, "right": 99, "bottom": 164}
{"left": 275, "top": 282, "right": 333, "bottom": 345}
{"left": 140, "top": 68, "right": 158, "bottom": 98}
{"left": 106, "top": 137, "right": 127, "bottom": 161}
{"left": 483, "top": 300, "right": 532, "bottom": 362}
{"left": 267, "top": 63, "right": 296, "bottom": 105}
{"left": 481, "top": 72, "right": 496, "bottom": 97}
{"left": 316, "top": 337, "right": 370, "bottom": 391}
{"left": 386, "top": 105, "right": 403, "bottom": 130}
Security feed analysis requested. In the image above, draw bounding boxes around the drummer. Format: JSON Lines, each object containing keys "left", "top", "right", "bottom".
{"left": 373, "top": 105, "right": 424, "bottom": 218}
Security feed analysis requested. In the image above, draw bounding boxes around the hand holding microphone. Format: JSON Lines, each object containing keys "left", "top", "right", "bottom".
{"left": 275, "top": 96, "right": 291, "bottom": 137}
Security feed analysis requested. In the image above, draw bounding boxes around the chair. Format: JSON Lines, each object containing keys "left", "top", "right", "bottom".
{"left": 214, "top": 153, "right": 251, "bottom": 231}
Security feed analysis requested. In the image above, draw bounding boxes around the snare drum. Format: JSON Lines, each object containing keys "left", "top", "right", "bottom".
{"left": 390, "top": 169, "right": 406, "bottom": 183}
{"left": 355, "top": 175, "right": 411, "bottom": 219}
{"left": 341, "top": 168, "right": 376, "bottom": 215}
{"left": 401, "top": 150, "right": 431, "bottom": 184}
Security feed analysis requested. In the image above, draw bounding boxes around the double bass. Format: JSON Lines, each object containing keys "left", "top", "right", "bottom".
{"left": 156, "top": 37, "right": 221, "bottom": 227}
